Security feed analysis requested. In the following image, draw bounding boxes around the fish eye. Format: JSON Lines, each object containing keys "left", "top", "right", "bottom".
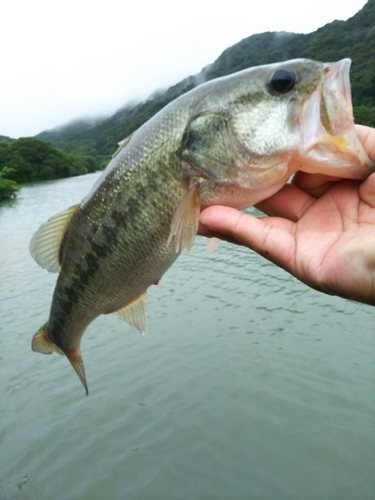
{"left": 269, "top": 69, "right": 296, "bottom": 94}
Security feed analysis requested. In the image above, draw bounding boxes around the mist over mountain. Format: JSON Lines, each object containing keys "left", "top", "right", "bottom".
{"left": 40, "top": 116, "right": 108, "bottom": 140}
{"left": 36, "top": 0, "right": 375, "bottom": 167}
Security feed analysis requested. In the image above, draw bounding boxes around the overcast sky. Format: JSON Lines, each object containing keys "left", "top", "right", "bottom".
{"left": 1, "top": 0, "right": 368, "bottom": 138}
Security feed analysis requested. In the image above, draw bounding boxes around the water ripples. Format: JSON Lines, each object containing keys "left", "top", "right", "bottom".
{"left": 1, "top": 174, "right": 375, "bottom": 499}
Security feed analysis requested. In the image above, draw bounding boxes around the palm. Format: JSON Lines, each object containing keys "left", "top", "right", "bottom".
{"left": 199, "top": 175, "right": 375, "bottom": 305}
{"left": 259, "top": 179, "right": 375, "bottom": 304}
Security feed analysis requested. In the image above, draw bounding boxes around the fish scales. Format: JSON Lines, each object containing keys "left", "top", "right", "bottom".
{"left": 29, "top": 58, "right": 375, "bottom": 394}
{"left": 51, "top": 121, "right": 189, "bottom": 340}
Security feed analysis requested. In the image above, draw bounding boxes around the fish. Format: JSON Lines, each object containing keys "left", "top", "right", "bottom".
{"left": 29, "top": 58, "right": 375, "bottom": 395}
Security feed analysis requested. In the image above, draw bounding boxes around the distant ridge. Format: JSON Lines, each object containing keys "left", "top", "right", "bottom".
{"left": 0, "top": 135, "right": 15, "bottom": 143}
{"left": 36, "top": 0, "right": 375, "bottom": 167}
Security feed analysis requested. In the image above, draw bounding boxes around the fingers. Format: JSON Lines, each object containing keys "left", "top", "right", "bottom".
{"left": 198, "top": 223, "right": 244, "bottom": 246}
{"left": 355, "top": 125, "right": 375, "bottom": 163}
{"left": 199, "top": 206, "right": 252, "bottom": 242}
{"left": 359, "top": 172, "right": 375, "bottom": 208}
{"left": 292, "top": 172, "right": 338, "bottom": 198}
{"left": 199, "top": 206, "right": 297, "bottom": 272}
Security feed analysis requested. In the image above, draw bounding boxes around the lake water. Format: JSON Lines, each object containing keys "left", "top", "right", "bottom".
{"left": 1, "top": 172, "right": 374, "bottom": 500}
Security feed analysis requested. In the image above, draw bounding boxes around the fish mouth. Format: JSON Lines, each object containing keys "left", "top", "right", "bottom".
{"left": 298, "top": 59, "right": 375, "bottom": 179}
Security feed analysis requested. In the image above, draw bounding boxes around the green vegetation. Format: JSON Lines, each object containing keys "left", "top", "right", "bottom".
{"left": 0, "top": 138, "right": 97, "bottom": 201}
{"left": 0, "top": 171, "right": 19, "bottom": 200}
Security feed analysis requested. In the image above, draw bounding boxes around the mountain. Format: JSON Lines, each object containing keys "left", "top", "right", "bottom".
{"left": 37, "top": 117, "right": 107, "bottom": 144}
{"left": 36, "top": 0, "right": 375, "bottom": 166}
{"left": 0, "top": 135, "right": 15, "bottom": 143}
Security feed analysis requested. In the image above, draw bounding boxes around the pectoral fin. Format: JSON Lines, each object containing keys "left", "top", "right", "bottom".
{"left": 29, "top": 204, "right": 79, "bottom": 273}
{"left": 168, "top": 183, "right": 200, "bottom": 254}
{"left": 114, "top": 292, "right": 148, "bottom": 334}
{"left": 205, "top": 237, "right": 221, "bottom": 254}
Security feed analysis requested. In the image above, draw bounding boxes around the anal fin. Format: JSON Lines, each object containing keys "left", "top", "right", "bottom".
{"left": 32, "top": 324, "right": 64, "bottom": 355}
{"left": 114, "top": 292, "right": 148, "bottom": 334}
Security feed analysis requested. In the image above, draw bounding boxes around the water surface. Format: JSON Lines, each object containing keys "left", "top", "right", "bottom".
{"left": 1, "top": 173, "right": 374, "bottom": 499}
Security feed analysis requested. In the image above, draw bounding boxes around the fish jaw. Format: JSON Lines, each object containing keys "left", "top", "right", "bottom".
{"left": 296, "top": 59, "right": 375, "bottom": 179}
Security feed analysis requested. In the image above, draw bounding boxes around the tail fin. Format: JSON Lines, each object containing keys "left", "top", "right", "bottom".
{"left": 32, "top": 324, "right": 89, "bottom": 396}
{"left": 65, "top": 350, "right": 89, "bottom": 396}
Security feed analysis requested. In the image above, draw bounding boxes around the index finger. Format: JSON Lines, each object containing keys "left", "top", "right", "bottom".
{"left": 255, "top": 183, "right": 314, "bottom": 221}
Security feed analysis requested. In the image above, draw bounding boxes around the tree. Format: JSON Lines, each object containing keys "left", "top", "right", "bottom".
{"left": 0, "top": 138, "right": 97, "bottom": 184}
{"left": 0, "top": 168, "right": 20, "bottom": 200}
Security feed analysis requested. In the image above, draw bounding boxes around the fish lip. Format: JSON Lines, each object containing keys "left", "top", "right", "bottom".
{"left": 321, "top": 58, "right": 354, "bottom": 135}
{"left": 298, "top": 59, "right": 375, "bottom": 179}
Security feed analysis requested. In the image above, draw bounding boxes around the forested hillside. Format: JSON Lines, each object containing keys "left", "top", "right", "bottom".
{"left": 36, "top": 0, "right": 375, "bottom": 161}
{"left": 0, "top": 138, "right": 97, "bottom": 200}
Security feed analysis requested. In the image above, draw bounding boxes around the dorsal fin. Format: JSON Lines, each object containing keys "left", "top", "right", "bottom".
{"left": 112, "top": 134, "right": 133, "bottom": 158}
{"left": 29, "top": 204, "right": 79, "bottom": 273}
{"left": 167, "top": 183, "right": 200, "bottom": 254}
{"left": 113, "top": 292, "right": 148, "bottom": 334}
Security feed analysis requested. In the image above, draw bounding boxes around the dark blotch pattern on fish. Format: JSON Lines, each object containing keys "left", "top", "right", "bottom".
{"left": 91, "top": 242, "right": 110, "bottom": 259}
{"left": 136, "top": 184, "right": 148, "bottom": 202}
{"left": 84, "top": 253, "right": 99, "bottom": 274}
{"left": 111, "top": 210, "right": 127, "bottom": 229}
{"left": 103, "top": 225, "right": 118, "bottom": 246}
{"left": 56, "top": 297, "right": 73, "bottom": 319}
{"left": 124, "top": 198, "right": 141, "bottom": 219}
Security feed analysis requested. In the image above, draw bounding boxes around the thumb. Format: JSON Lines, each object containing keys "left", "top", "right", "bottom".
{"left": 359, "top": 172, "right": 375, "bottom": 208}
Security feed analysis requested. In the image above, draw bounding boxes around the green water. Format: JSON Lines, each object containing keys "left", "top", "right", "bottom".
{"left": 1, "top": 173, "right": 374, "bottom": 499}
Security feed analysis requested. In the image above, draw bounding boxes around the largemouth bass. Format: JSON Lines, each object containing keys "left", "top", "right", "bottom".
{"left": 30, "top": 58, "right": 374, "bottom": 394}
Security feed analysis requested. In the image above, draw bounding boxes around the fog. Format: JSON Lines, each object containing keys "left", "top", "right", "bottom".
{"left": 1, "top": 0, "right": 368, "bottom": 138}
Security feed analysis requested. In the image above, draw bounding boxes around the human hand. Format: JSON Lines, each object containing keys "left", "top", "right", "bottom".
{"left": 199, "top": 125, "right": 375, "bottom": 305}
